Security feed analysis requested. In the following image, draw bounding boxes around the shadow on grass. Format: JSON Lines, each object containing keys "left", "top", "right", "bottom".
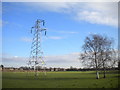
{"left": 111, "top": 76, "right": 120, "bottom": 78}
{"left": 2, "top": 76, "right": 97, "bottom": 81}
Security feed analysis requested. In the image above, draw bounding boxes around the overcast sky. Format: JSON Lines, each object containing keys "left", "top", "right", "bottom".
{"left": 1, "top": 1, "right": 118, "bottom": 68}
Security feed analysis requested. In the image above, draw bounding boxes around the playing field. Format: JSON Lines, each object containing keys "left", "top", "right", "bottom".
{"left": 2, "top": 71, "right": 119, "bottom": 88}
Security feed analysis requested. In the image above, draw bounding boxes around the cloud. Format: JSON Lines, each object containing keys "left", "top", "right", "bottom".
{"left": 2, "top": 0, "right": 119, "bottom": 2}
{"left": 45, "top": 52, "right": 80, "bottom": 63}
{"left": 2, "top": 21, "right": 9, "bottom": 27}
{"left": 44, "top": 52, "right": 81, "bottom": 68}
{"left": 76, "top": 10, "right": 117, "bottom": 27}
{"left": 57, "top": 31, "right": 79, "bottom": 34}
{"left": 2, "top": 53, "right": 27, "bottom": 67}
{"left": 2, "top": 53, "right": 27, "bottom": 62}
{"left": 2, "top": 52, "right": 81, "bottom": 68}
{"left": 0, "top": 20, "right": 2, "bottom": 27}
{"left": 1, "top": 53, "right": 28, "bottom": 66}
{"left": 48, "top": 36, "right": 64, "bottom": 40}
{"left": 76, "top": 2, "right": 118, "bottom": 27}
{"left": 20, "top": 37, "right": 32, "bottom": 42}
{"left": 23, "top": 2, "right": 118, "bottom": 27}
{"left": 2, "top": 56, "right": 27, "bottom": 62}
{"left": 21, "top": 36, "right": 63, "bottom": 41}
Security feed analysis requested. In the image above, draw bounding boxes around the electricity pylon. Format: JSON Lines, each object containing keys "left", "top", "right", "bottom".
{"left": 28, "top": 19, "right": 47, "bottom": 77}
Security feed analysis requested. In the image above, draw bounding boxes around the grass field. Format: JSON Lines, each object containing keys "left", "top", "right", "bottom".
{"left": 2, "top": 71, "right": 119, "bottom": 88}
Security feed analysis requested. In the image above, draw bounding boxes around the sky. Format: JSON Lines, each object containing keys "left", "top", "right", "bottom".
{"left": 1, "top": 2, "right": 118, "bottom": 68}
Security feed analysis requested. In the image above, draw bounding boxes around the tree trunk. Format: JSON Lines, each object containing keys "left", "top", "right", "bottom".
{"left": 103, "top": 65, "right": 106, "bottom": 78}
{"left": 95, "top": 52, "right": 99, "bottom": 79}
{"left": 96, "top": 70, "right": 99, "bottom": 79}
{"left": 103, "top": 61, "right": 106, "bottom": 78}
{"left": 103, "top": 69, "right": 106, "bottom": 78}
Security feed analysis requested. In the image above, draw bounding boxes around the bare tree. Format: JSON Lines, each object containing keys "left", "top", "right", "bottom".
{"left": 118, "top": 61, "right": 120, "bottom": 70}
{"left": 80, "top": 34, "right": 115, "bottom": 79}
{"left": 98, "top": 36, "right": 114, "bottom": 78}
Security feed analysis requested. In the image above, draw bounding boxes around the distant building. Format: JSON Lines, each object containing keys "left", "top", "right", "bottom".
{"left": 51, "top": 68, "right": 54, "bottom": 71}
{"left": 0, "top": 67, "right": 2, "bottom": 71}
{"left": 19, "top": 68, "right": 23, "bottom": 70}
{"left": 3, "top": 67, "right": 15, "bottom": 71}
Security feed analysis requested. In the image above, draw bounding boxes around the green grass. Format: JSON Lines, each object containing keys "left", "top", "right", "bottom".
{"left": 2, "top": 71, "right": 119, "bottom": 88}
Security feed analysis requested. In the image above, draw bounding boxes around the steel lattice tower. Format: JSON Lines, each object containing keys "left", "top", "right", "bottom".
{"left": 28, "top": 19, "right": 47, "bottom": 76}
